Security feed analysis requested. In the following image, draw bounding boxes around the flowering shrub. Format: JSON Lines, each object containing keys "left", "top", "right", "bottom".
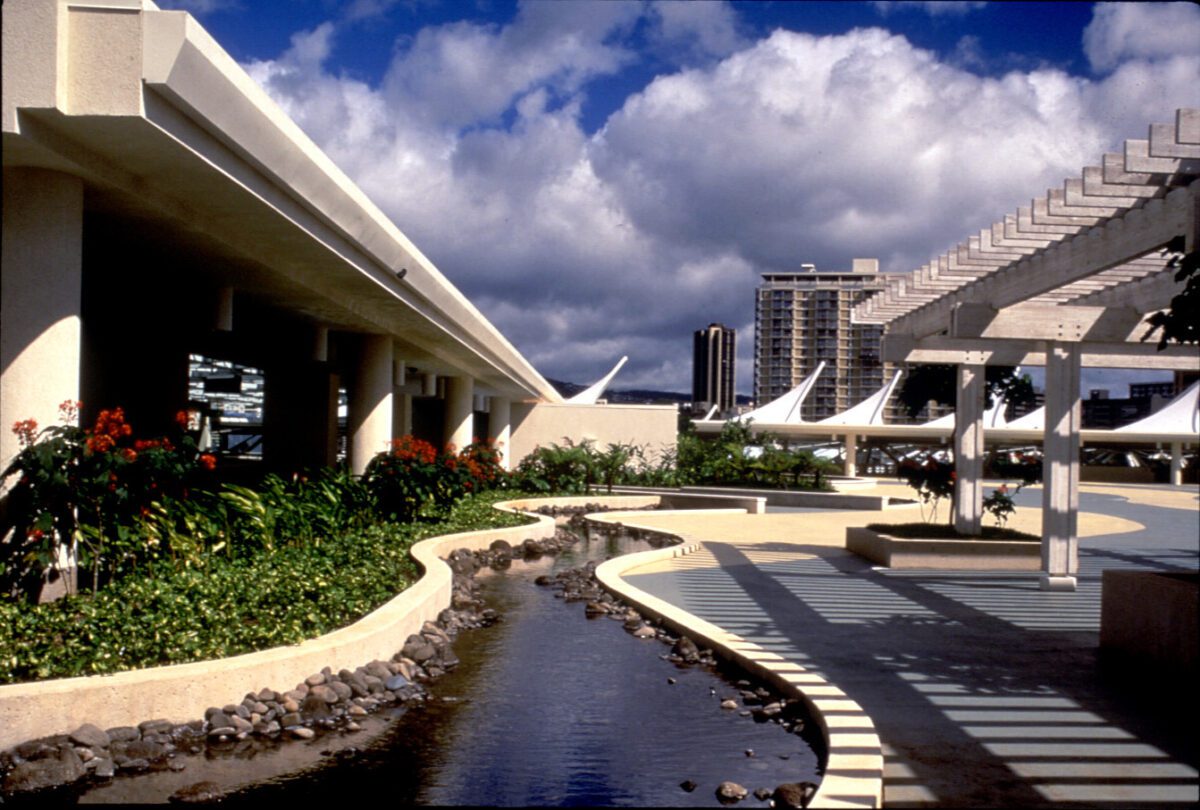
{"left": 2, "top": 402, "right": 214, "bottom": 598}
{"left": 897, "top": 453, "right": 956, "bottom": 523}
{"left": 364, "top": 436, "right": 506, "bottom": 521}
{"left": 982, "top": 484, "right": 1017, "bottom": 527}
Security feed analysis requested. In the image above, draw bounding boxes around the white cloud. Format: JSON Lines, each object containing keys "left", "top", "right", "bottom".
{"left": 646, "top": 0, "right": 748, "bottom": 63}
{"left": 1083, "top": 2, "right": 1200, "bottom": 73}
{"left": 240, "top": 9, "right": 1199, "bottom": 394}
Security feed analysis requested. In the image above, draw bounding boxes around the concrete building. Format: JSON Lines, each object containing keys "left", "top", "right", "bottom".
{"left": 1, "top": 0, "right": 675, "bottom": 482}
{"left": 692, "top": 323, "right": 736, "bottom": 417}
{"left": 754, "top": 259, "right": 900, "bottom": 421}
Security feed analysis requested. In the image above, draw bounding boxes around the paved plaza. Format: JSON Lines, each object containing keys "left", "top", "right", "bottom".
{"left": 619, "top": 482, "right": 1199, "bottom": 807}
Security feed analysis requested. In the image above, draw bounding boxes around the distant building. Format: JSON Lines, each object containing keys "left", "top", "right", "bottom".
{"left": 1129, "top": 381, "right": 1176, "bottom": 400}
{"left": 1082, "top": 381, "right": 1179, "bottom": 429}
{"left": 754, "top": 259, "right": 903, "bottom": 421}
{"left": 693, "top": 323, "right": 736, "bottom": 416}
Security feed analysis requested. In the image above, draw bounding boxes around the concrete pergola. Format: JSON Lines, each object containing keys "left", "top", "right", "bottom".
{"left": 852, "top": 108, "right": 1200, "bottom": 592}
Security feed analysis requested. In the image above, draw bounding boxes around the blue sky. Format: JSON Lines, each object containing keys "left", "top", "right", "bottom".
{"left": 162, "top": 1, "right": 1199, "bottom": 398}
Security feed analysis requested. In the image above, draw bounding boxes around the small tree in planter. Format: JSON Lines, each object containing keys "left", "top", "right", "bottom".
{"left": 896, "top": 453, "right": 956, "bottom": 523}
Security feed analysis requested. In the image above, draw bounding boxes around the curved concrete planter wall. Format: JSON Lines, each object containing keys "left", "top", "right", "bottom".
{"left": 591, "top": 512, "right": 883, "bottom": 810}
{"left": 0, "top": 503, "right": 556, "bottom": 750}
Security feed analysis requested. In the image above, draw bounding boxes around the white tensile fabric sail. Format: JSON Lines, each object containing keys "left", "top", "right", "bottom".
{"left": 815, "top": 370, "right": 904, "bottom": 426}
{"left": 1004, "top": 406, "right": 1045, "bottom": 431}
{"left": 731, "top": 362, "right": 826, "bottom": 424}
{"left": 1116, "top": 380, "right": 1200, "bottom": 434}
{"left": 566, "top": 356, "right": 628, "bottom": 405}
{"left": 922, "top": 396, "right": 1009, "bottom": 429}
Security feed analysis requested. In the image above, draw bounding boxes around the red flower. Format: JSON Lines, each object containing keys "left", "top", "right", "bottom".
{"left": 11, "top": 419, "right": 38, "bottom": 448}
{"left": 121, "top": 448, "right": 138, "bottom": 463}
{"left": 199, "top": 454, "right": 217, "bottom": 471}
{"left": 175, "top": 410, "right": 190, "bottom": 429}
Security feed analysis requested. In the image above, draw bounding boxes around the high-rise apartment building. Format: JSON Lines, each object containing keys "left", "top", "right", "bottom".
{"left": 754, "top": 259, "right": 903, "bottom": 422}
{"left": 693, "top": 323, "right": 736, "bottom": 416}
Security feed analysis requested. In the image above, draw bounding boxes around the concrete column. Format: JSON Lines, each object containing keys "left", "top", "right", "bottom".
{"left": 1041, "top": 342, "right": 1081, "bottom": 592}
{"left": 953, "top": 363, "right": 985, "bottom": 536}
{"left": 393, "top": 392, "right": 413, "bottom": 437}
{"left": 348, "top": 335, "right": 393, "bottom": 475}
{"left": 215, "top": 287, "right": 234, "bottom": 332}
{"left": 489, "top": 396, "right": 512, "bottom": 470}
{"left": 1169, "top": 441, "right": 1183, "bottom": 486}
{"left": 1, "top": 169, "right": 84, "bottom": 479}
{"left": 444, "top": 375, "right": 474, "bottom": 452}
{"left": 264, "top": 360, "right": 337, "bottom": 474}
{"left": 842, "top": 433, "right": 857, "bottom": 477}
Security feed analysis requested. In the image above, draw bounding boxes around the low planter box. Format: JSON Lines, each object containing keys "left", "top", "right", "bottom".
{"left": 1101, "top": 571, "right": 1198, "bottom": 675}
{"left": 846, "top": 526, "right": 1041, "bottom": 570}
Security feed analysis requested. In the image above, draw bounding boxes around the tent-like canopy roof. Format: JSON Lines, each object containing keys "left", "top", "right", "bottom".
{"left": 730, "top": 362, "right": 825, "bottom": 424}
{"left": 1116, "top": 380, "right": 1200, "bottom": 434}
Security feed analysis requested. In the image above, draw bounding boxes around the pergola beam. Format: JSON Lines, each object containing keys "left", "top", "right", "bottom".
{"left": 880, "top": 333, "right": 1200, "bottom": 370}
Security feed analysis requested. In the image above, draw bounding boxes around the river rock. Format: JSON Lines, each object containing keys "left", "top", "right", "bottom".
{"left": 720, "top": 699, "right": 738, "bottom": 710}
{"left": 2, "top": 745, "right": 86, "bottom": 793}
{"left": 288, "top": 727, "right": 315, "bottom": 740}
{"left": 754, "top": 787, "right": 772, "bottom": 801}
{"left": 92, "top": 758, "right": 116, "bottom": 779}
{"left": 672, "top": 636, "right": 701, "bottom": 663}
{"left": 112, "top": 739, "right": 166, "bottom": 762}
{"left": 139, "top": 718, "right": 173, "bottom": 736}
{"left": 106, "top": 726, "right": 140, "bottom": 743}
{"left": 680, "top": 779, "right": 698, "bottom": 792}
{"left": 69, "top": 723, "right": 110, "bottom": 750}
{"left": 385, "top": 674, "right": 410, "bottom": 691}
{"left": 772, "top": 782, "right": 818, "bottom": 809}
{"left": 327, "top": 681, "right": 353, "bottom": 701}
{"left": 632, "top": 625, "right": 657, "bottom": 639}
{"left": 715, "top": 781, "right": 748, "bottom": 802}
{"left": 305, "top": 673, "right": 325, "bottom": 687}
{"left": 309, "top": 685, "right": 339, "bottom": 704}
{"left": 171, "top": 780, "right": 226, "bottom": 803}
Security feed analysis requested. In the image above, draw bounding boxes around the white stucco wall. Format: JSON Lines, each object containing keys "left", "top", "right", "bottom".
{"left": 509, "top": 402, "right": 677, "bottom": 466}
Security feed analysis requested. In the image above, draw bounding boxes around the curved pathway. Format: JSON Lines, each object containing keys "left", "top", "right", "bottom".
{"left": 618, "top": 482, "right": 1199, "bottom": 807}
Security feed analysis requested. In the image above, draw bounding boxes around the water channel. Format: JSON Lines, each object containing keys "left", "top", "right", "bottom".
{"left": 75, "top": 524, "right": 823, "bottom": 806}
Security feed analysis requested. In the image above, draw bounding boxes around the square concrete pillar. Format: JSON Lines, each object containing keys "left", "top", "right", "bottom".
{"left": 393, "top": 392, "right": 413, "bottom": 437}
{"left": 488, "top": 396, "right": 511, "bottom": 470}
{"left": 954, "top": 363, "right": 985, "bottom": 536}
{"left": 1, "top": 169, "right": 84, "bottom": 478}
{"left": 444, "top": 375, "right": 474, "bottom": 452}
{"left": 1041, "top": 342, "right": 1081, "bottom": 591}
{"left": 348, "top": 335, "right": 393, "bottom": 475}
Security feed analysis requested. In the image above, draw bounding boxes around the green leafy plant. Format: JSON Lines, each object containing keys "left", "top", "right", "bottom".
{"left": 896, "top": 453, "right": 956, "bottom": 523}
{"left": 0, "top": 491, "right": 535, "bottom": 684}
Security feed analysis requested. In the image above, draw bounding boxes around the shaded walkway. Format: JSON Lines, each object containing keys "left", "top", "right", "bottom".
{"left": 621, "top": 483, "right": 1199, "bottom": 807}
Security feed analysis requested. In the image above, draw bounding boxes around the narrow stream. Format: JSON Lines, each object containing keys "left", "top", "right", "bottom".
{"left": 77, "top": 526, "right": 823, "bottom": 806}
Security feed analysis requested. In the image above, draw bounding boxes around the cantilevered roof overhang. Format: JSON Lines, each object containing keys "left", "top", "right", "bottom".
{"left": 1, "top": 1, "right": 562, "bottom": 403}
